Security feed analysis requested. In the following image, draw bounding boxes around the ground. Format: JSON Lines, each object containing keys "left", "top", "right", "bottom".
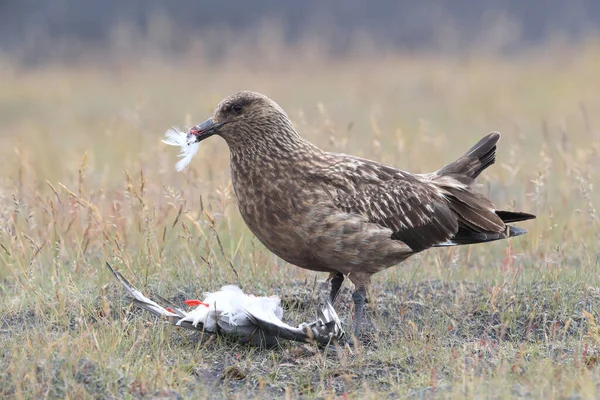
{"left": 1, "top": 40, "right": 600, "bottom": 399}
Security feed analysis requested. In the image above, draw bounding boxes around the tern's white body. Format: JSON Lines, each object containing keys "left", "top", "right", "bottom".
{"left": 178, "top": 285, "right": 284, "bottom": 335}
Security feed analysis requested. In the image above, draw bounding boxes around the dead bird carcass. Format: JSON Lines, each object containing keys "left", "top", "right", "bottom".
{"left": 106, "top": 263, "right": 345, "bottom": 347}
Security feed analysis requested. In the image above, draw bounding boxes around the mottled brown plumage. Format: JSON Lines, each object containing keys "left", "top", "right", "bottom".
{"left": 187, "top": 91, "right": 536, "bottom": 336}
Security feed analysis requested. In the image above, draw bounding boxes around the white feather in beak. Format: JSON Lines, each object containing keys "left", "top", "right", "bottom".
{"left": 162, "top": 128, "right": 199, "bottom": 171}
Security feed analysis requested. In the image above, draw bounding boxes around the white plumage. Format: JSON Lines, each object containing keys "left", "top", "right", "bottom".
{"left": 162, "top": 128, "right": 200, "bottom": 171}
{"left": 177, "top": 285, "right": 284, "bottom": 336}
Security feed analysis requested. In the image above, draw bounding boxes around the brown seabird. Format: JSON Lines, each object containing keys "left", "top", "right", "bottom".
{"left": 176, "top": 91, "right": 535, "bottom": 337}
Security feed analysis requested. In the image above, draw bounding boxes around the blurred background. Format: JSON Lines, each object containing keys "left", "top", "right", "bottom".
{"left": 1, "top": 0, "right": 599, "bottom": 170}
{"left": 1, "top": 0, "right": 600, "bottom": 63}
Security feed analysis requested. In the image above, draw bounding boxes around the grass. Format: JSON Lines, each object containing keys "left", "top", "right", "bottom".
{"left": 1, "top": 40, "right": 600, "bottom": 399}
